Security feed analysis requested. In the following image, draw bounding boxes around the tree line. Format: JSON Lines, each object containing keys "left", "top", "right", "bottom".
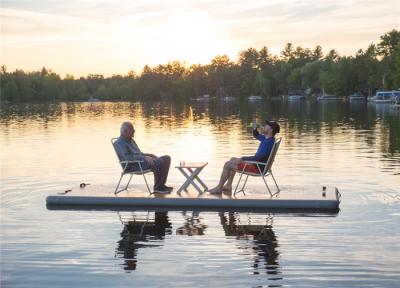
{"left": 1, "top": 29, "right": 399, "bottom": 103}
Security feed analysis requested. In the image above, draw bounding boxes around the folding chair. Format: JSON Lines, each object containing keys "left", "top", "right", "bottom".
{"left": 234, "top": 137, "right": 282, "bottom": 196}
{"left": 111, "top": 138, "right": 152, "bottom": 195}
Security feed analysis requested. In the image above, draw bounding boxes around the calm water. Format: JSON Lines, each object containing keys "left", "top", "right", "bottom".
{"left": 1, "top": 100, "right": 400, "bottom": 287}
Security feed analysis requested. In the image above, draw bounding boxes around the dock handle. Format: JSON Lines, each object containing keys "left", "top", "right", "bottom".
{"left": 335, "top": 187, "right": 341, "bottom": 203}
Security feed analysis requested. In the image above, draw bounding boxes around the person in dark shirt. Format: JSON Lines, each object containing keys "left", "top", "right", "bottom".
{"left": 114, "top": 122, "right": 172, "bottom": 193}
{"left": 208, "top": 120, "right": 280, "bottom": 194}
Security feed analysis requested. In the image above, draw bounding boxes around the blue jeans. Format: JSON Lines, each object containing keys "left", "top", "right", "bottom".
{"left": 128, "top": 155, "right": 171, "bottom": 189}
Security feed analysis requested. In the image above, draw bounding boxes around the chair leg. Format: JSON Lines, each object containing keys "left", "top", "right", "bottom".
{"left": 115, "top": 172, "right": 152, "bottom": 195}
{"left": 139, "top": 211, "right": 150, "bottom": 237}
{"left": 234, "top": 173, "right": 248, "bottom": 196}
{"left": 234, "top": 171, "right": 245, "bottom": 195}
{"left": 117, "top": 211, "right": 123, "bottom": 224}
{"left": 124, "top": 174, "right": 134, "bottom": 190}
{"left": 270, "top": 170, "right": 280, "bottom": 193}
{"left": 261, "top": 174, "right": 273, "bottom": 196}
{"left": 115, "top": 173, "right": 125, "bottom": 195}
{"left": 239, "top": 175, "right": 249, "bottom": 195}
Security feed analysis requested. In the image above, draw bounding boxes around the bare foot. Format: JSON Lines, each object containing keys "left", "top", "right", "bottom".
{"left": 208, "top": 187, "right": 222, "bottom": 194}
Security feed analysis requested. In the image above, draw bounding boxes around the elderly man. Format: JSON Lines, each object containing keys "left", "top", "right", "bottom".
{"left": 114, "top": 121, "right": 172, "bottom": 193}
{"left": 208, "top": 120, "right": 280, "bottom": 194}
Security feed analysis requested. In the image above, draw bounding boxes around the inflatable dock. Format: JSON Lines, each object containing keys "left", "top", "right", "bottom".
{"left": 46, "top": 184, "right": 341, "bottom": 212}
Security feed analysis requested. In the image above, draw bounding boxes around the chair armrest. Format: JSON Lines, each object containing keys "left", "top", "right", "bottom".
{"left": 237, "top": 161, "right": 267, "bottom": 175}
{"left": 240, "top": 160, "right": 265, "bottom": 165}
{"left": 119, "top": 160, "right": 144, "bottom": 164}
{"left": 120, "top": 160, "right": 146, "bottom": 173}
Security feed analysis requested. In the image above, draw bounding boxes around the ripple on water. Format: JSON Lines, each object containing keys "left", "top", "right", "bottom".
{"left": 1, "top": 101, "right": 400, "bottom": 287}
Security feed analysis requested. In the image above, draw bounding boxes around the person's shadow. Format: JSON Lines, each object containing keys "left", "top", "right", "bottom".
{"left": 219, "top": 212, "right": 281, "bottom": 279}
{"left": 115, "top": 211, "right": 172, "bottom": 271}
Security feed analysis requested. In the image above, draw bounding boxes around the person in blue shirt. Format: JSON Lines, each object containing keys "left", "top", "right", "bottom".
{"left": 208, "top": 120, "right": 280, "bottom": 194}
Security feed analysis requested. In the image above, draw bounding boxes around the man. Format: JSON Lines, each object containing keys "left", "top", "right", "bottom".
{"left": 208, "top": 120, "right": 280, "bottom": 194}
{"left": 114, "top": 121, "right": 172, "bottom": 193}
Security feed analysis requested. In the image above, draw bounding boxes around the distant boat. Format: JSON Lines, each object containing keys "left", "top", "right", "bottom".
{"left": 88, "top": 97, "right": 100, "bottom": 102}
{"left": 348, "top": 92, "right": 365, "bottom": 101}
{"left": 196, "top": 97, "right": 209, "bottom": 102}
{"left": 195, "top": 94, "right": 211, "bottom": 102}
{"left": 317, "top": 94, "right": 340, "bottom": 101}
{"left": 317, "top": 89, "right": 340, "bottom": 101}
{"left": 390, "top": 92, "right": 400, "bottom": 109}
{"left": 223, "top": 96, "right": 235, "bottom": 102}
{"left": 368, "top": 91, "right": 400, "bottom": 103}
{"left": 248, "top": 95, "right": 263, "bottom": 101}
{"left": 287, "top": 95, "right": 306, "bottom": 101}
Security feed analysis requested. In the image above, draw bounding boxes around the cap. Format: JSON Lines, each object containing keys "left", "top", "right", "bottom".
{"left": 265, "top": 120, "right": 280, "bottom": 134}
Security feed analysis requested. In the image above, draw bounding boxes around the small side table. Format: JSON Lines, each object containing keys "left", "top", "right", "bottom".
{"left": 175, "top": 162, "right": 208, "bottom": 194}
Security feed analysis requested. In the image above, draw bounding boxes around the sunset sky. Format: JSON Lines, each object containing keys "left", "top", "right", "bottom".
{"left": 1, "top": 0, "right": 399, "bottom": 77}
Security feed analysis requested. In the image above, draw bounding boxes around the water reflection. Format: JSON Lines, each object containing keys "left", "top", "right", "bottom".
{"left": 115, "top": 211, "right": 172, "bottom": 272}
{"left": 176, "top": 211, "right": 207, "bottom": 236}
{"left": 114, "top": 209, "right": 282, "bottom": 279}
{"left": 2, "top": 101, "right": 399, "bottom": 155}
{"left": 1, "top": 101, "right": 399, "bottom": 181}
{"left": 2, "top": 100, "right": 400, "bottom": 287}
{"left": 220, "top": 212, "right": 281, "bottom": 279}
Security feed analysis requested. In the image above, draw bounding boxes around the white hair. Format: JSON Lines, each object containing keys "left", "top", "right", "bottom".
{"left": 120, "top": 121, "right": 134, "bottom": 135}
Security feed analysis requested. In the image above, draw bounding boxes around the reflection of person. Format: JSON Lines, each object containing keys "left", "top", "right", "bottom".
{"left": 116, "top": 212, "right": 172, "bottom": 271}
{"left": 208, "top": 121, "right": 280, "bottom": 194}
{"left": 219, "top": 212, "right": 280, "bottom": 276}
{"left": 114, "top": 121, "right": 173, "bottom": 193}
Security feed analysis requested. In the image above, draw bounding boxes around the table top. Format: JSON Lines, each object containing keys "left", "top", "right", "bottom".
{"left": 175, "top": 162, "right": 208, "bottom": 169}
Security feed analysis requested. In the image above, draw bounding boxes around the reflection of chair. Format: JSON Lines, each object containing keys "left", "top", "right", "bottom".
{"left": 111, "top": 138, "right": 152, "bottom": 195}
{"left": 117, "top": 211, "right": 151, "bottom": 238}
{"left": 115, "top": 211, "right": 172, "bottom": 272}
{"left": 234, "top": 137, "right": 281, "bottom": 196}
{"left": 219, "top": 212, "right": 280, "bottom": 277}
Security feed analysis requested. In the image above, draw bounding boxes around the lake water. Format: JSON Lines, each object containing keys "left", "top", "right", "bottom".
{"left": 1, "top": 100, "right": 399, "bottom": 287}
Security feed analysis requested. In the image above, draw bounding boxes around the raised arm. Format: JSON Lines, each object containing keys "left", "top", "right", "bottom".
{"left": 253, "top": 129, "right": 265, "bottom": 141}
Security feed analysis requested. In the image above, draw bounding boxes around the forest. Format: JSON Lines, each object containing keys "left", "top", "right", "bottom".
{"left": 1, "top": 29, "right": 399, "bottom": 102}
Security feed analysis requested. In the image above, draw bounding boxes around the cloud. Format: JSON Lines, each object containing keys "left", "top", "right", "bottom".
{"left": 1, "top": 0, "right": 399, "bottom": 76}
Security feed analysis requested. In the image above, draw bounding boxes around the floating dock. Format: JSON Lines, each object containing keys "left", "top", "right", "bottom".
{"left": 46, "top": 184, "right": 341, "bottom": 212}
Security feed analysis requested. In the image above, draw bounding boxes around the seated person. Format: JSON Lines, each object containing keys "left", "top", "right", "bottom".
{"left": 114, "top": 121, "right": 172, "bottom": 193}
{"left": 208, "top": 120, "right": 280, "bottom": 194}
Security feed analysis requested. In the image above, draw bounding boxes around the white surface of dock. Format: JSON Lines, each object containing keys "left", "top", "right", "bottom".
{"left": 46, "top": 184, "right": 341, "bottom": 211}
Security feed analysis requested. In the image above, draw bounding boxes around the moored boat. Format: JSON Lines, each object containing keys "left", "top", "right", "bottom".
{"left": 248, "top": 95, "right": 263, "bottom": 101}
{"left": 88, "top": 96, "right": 100, "bottom": 102}
{"left": 195, "top": 94, "right": 211, "bottom": 102}
{"left": 391, "top": 93, "right": 400, "bottom": 109}
{"left": 287, "top": 94, "right": 306, "bottom": 101}
{"left": 348, "top": 92, "right": 365, "bottom": 101}
{"left": 317, "top": 88, "right": 340, "bottom": 101}
{"left": 368, "top": 91, "right": 400, "bottom": 103}
{"left": 317, "top": 94, "right": 340, "bottom": 101}
{"left": 223, "top": 96, "right": 235, "bottom": 102}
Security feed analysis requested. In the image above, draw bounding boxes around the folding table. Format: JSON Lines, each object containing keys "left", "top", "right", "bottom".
{"left": 175, "top": 162, "right": 208, "bottom": 194}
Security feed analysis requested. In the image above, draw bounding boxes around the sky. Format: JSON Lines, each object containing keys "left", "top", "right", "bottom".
{"left": 1, "top": 0, "right": 399, "bottom": 77}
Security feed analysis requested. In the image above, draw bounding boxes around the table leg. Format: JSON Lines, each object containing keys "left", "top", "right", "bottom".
{"left": 187, "top": 167, "right": 208, "bottom": 191}
{"left": 183, "top": 168, "right": 204, "bottom": 194}
{"left": 176, "top": 167, "right": 191, "bottom": 194}
{"left": 177, "top": 167, "right": 204, "bottom": 194}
